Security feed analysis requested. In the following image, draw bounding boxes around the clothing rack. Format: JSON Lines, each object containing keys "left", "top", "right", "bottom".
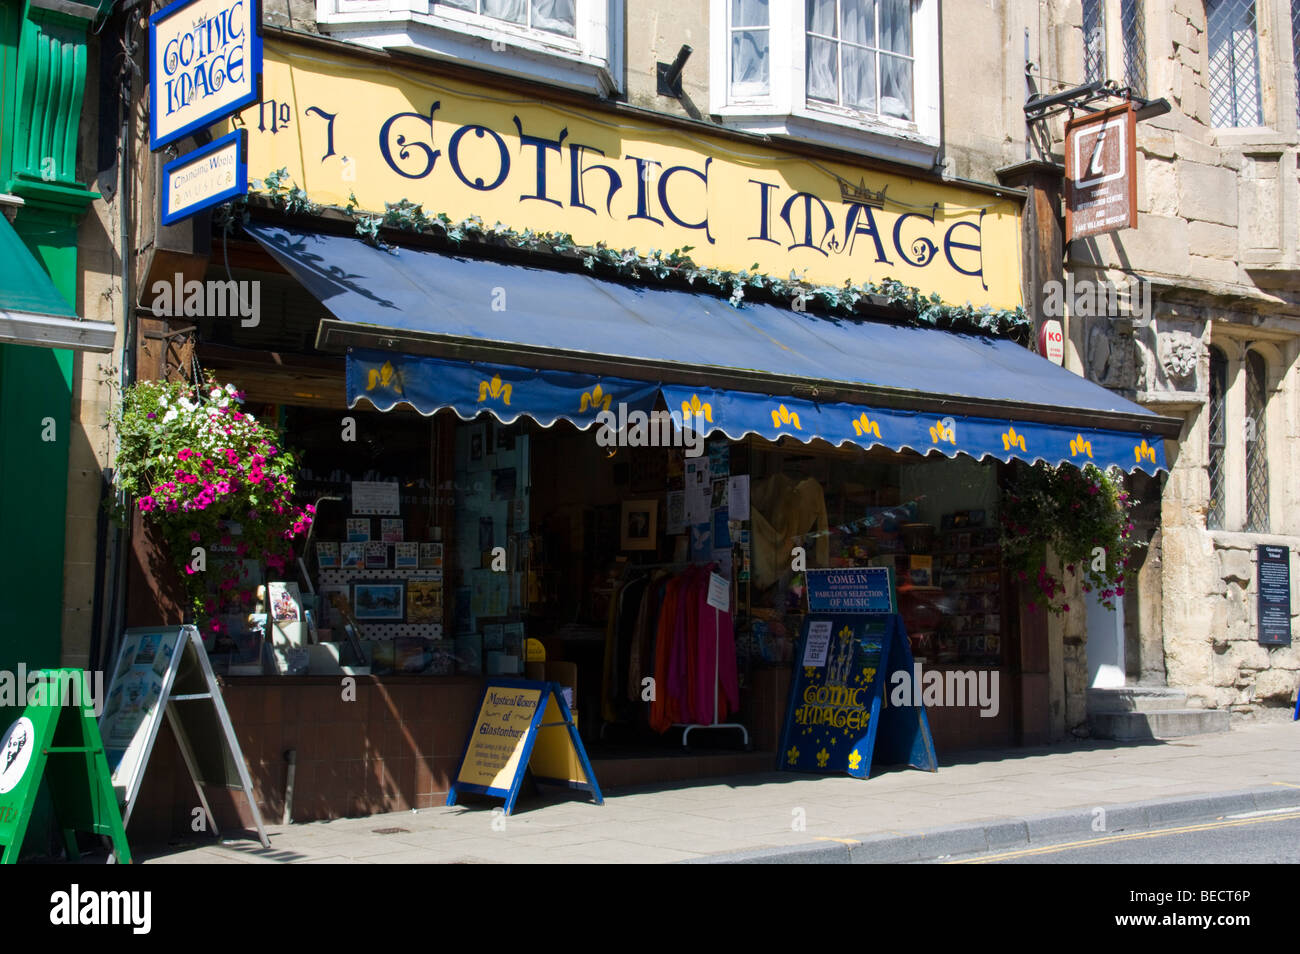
{"left": 672, "top": 564, "right": 749, "bottom": 749}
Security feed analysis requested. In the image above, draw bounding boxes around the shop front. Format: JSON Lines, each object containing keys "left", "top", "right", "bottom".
{"left": 124, "top": 30, "right": 1180, "bottom": 839}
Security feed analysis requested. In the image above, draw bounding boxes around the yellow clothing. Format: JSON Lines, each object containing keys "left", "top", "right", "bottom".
{"left": 751, "top": 474, "right": 829, "bottom": 588}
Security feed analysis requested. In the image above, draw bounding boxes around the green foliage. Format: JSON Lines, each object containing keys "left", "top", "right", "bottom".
{"left": 247, "top": 172, "right": 1032, "bottom": 340}
{"left": 1000, "top": 462, "right": 1142, "bottom": 614}
{"left": 112, "top": 375, "right": 315, "bottom": 632}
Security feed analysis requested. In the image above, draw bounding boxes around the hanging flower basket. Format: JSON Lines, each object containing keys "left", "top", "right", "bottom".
{"left": 1000, "top": 461, "right": 1141, "bottom": 614}
{"left": 112, "top": 375, "right": 314, "bottom": 636}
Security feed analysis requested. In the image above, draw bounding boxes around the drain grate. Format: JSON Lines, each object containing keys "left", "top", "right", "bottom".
{"left": 372, "top": 827, "right": 410, "bottom": 835}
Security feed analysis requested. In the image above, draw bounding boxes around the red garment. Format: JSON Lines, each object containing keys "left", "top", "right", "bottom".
{"left": 694, "top": 570, "right": 739, "bottom": 723}
{"left": 649, "top": 575, "right": 681, "bottom": 733}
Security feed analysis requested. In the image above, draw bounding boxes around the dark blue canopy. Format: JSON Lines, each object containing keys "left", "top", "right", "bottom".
{"left": 251, "top": 223, "right": 1169, "bottom": 473}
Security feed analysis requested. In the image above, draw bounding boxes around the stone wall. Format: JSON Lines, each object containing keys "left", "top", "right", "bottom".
{"left": 1054, "top": 0, "right": 1300, "bottom": 716}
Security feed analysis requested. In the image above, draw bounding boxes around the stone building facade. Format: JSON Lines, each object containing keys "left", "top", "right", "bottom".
{"left": 1044, "top": 0, "right": 1300, "bottom": 718}
{"left": 70, "top": 0, "right": 1273, "bottom": 747}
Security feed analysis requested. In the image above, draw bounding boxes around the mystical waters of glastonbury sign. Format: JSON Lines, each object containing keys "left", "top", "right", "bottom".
{"left": 215, "top": 40, "right": 1024, "bottom": 311}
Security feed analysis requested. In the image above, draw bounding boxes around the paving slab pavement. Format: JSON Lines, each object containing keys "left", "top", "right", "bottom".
{"left": 136, "top": 721, "right": 1300, "bottom": 864}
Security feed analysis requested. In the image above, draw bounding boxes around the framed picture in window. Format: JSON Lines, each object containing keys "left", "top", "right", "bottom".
{"left": 351, "top": 582, "right": 405, "bottom": 622}
{"left": 620, "top": 499, "right": 657, "bottom": 551}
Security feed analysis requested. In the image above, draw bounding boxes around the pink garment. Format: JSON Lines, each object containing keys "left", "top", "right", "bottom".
{"left": 694, "top": 569, "right": 739, "bottom": 723}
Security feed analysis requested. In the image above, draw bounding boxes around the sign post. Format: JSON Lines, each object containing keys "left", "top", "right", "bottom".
{"left": 101, "top": 626, "right": 269, "bottom": 847}
{"left": 0, "top": 670, "right": 131, "bottom": 864}
{"left": 1257, "top": 545, "right": 1292, "bottom": 647}
{"left": 149, "top": 0, "right": 262, "bottom": 224}
{"left": 1065, "top": 102, "right": 1138, "bottom": 242}
{"left": 779, "top": 568, "right": 937, "bottom": 779}
{"left": 447, "top": 679, "right": 602, "bottom": 815}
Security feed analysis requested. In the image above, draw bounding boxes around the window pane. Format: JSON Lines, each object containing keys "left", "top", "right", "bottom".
{"left": 842, "top": 46, "right": 877, "bottom": 110}
{"left": 1245, "top": 350, "right": 1269, "bottom": 532}
{"left": 879, "top": 0, "right": 911, "bottom": 55}
{"left": 1121, "top": 0, "right": 1147, "bottom": 97}
{"left": 1207, "top": 0, "right": 1262, "bottom": 127}
{"left": 880, "top": 53, "right": 912, "bottom": 118}
{"left": 807, "top": 34, "right": 839, "bottom": 102}
{"left": 531, "top": 0, "right": 575, "bottom": 35}
{"left": 440, "top": 0, "right": 476, "bottom": 10}
{"left": 841, "top": 0, "right": 876, "bottom": 46}
{"left": 483, "top": 0, "right": 527, "bottom": 25}
{"left": 1293, "top": 0, "right": 1300, "bottom": 125}
{"left": 1207, "top": 346, "right": 1226, "bottom": 531}
{"left": 732, "top": 30, "right": 771, "bottom": 88}
{"left": 1083, "top": 0, "right": 1106, "bottom": 83}
{"left": 732, "top": 0, "right": 769, "bottom": 29}
{"left": 807, "top": 0, "right": 838, "bottom": 36}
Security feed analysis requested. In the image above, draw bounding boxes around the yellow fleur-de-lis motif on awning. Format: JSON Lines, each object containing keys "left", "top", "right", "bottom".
{"left": 848, "top": 749, "right": 863, "bottom": 771}
{"left": 681, "top": 394, "right": 712, "bottom": 423}
{"left": 771, "top": 403, "right": 801, "bottom": 429}
{"left": 579, "top": 382, "right": 611, "bottom": 413}
{"left": 366, "top": 360, "right": 402, "bottom": 394}
{"left": 1070, "top": 433, "right": 1093, "bottom": 458}
{"left": 478, "top": 374, "right": 512, "bottom": 406}
{"left": 816, "top": 748, "right": 830, "bottom": 768}
{"left": 786, "top": 745, "right": 800, "bottom": 765}
{"left": 852, "top": 412, "right": 881, "bottom": 439}
{"left": 1002, "top": 426, "right": 1026, "bottom": 452}
{"left": 929, "top": 418, "right": 955, "bottom": 444}
{"left": 1135, "top": 439, "right": 1156, "bottom": 463}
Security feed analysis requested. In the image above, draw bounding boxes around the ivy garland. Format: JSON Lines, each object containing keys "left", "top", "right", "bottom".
{"left": 234, "top": 169, "right": 1030, "bottom": 340}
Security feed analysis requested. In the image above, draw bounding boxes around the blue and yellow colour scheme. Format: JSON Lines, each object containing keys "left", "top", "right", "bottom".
{"left": 779, "top": 614, "right": 937, "bottom": 780}
{"left": 446, "top": 679, "right": 602, "bottom": 816}
{"left": 257, "top": 223, "right": 1173, "bottom": 475}
{"left": 348, "top": 349, "right": 659, "bottom": 428}
{"left": 347, "top": 348, "right": 1169, "bottom": 475}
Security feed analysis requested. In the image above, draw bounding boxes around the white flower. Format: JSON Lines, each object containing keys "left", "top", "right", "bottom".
{"left": 225, "top": 383, "right": 236, "bottom": 395}
{"left": 210, "top": 388, "right": 222, "bottom": 400}
{"left": 163, "top": 408, "right": 178, "bottom": 424}
{"left": 158, "top": 395, "right": 169, "bottom": 407}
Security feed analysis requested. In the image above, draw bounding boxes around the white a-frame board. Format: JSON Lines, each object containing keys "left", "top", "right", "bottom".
{"left": 99, "top": 625, "right": 269, "bottom": 847}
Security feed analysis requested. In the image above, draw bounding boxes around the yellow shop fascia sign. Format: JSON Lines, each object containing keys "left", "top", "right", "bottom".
{"left": 220, "top": 41, "right": 1023, "bottom": 310}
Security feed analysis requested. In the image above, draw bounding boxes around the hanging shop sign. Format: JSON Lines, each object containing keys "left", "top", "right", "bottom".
{"left": 100, "top": 625, "right": 269, "bottom": 846}
{"left": 150, "top": 0, "right": 263, "bottom": 150}
{"left": 1065, "top": 102, "right": 1137, "bottom": 242}
{"left": 1257, "top": 545, "right": 1292, "bottom": 647}
{"left": 806, "top": 567, "right": 896, "bottom": 614}
{"left": 780, "top": 614, "right": 936, "bottom": 779}
{"left": 161, "top": 128, "right": 248, "bottom": 225}
{"left": 447, "top": 679, "right": 602, "bottom": 815}
{"left": 0, "top": 670, "right": 131, "bottom": 863}
{"left": 215, "top": 40, "right": 1024, "bottom": 311}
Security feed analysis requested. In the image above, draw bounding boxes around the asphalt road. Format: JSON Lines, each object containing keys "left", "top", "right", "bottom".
{"left": 933, "top": 808, "right": 1300, "bottom": 864}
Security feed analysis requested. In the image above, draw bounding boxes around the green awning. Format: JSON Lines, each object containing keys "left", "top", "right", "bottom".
{"left": 0, "top": 213, "right": 115, "bottom": 353}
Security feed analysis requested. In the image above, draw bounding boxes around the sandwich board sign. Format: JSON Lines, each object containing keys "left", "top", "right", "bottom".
{"left": 447, "top": 679, "right": 602, "bottom": 815}
{"left": 780, "top": 569, "right": 936, "bottom": 779}
{"left": 101, "top": 625, "right": 269, "bottom": 847}
{"left": 0, "top": 669, "right": 131, "bottom": 864}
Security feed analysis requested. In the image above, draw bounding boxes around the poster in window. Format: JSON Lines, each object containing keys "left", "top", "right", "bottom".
{"left": 620, "top": 499, "right": 657, "bottom": 551}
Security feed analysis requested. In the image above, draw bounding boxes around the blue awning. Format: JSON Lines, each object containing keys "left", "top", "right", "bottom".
{"left": 249, "top": 223, "right": 1174, "bottom": 474}
{"left": 348, "top": 350, "right": 660, "bottom": 428}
